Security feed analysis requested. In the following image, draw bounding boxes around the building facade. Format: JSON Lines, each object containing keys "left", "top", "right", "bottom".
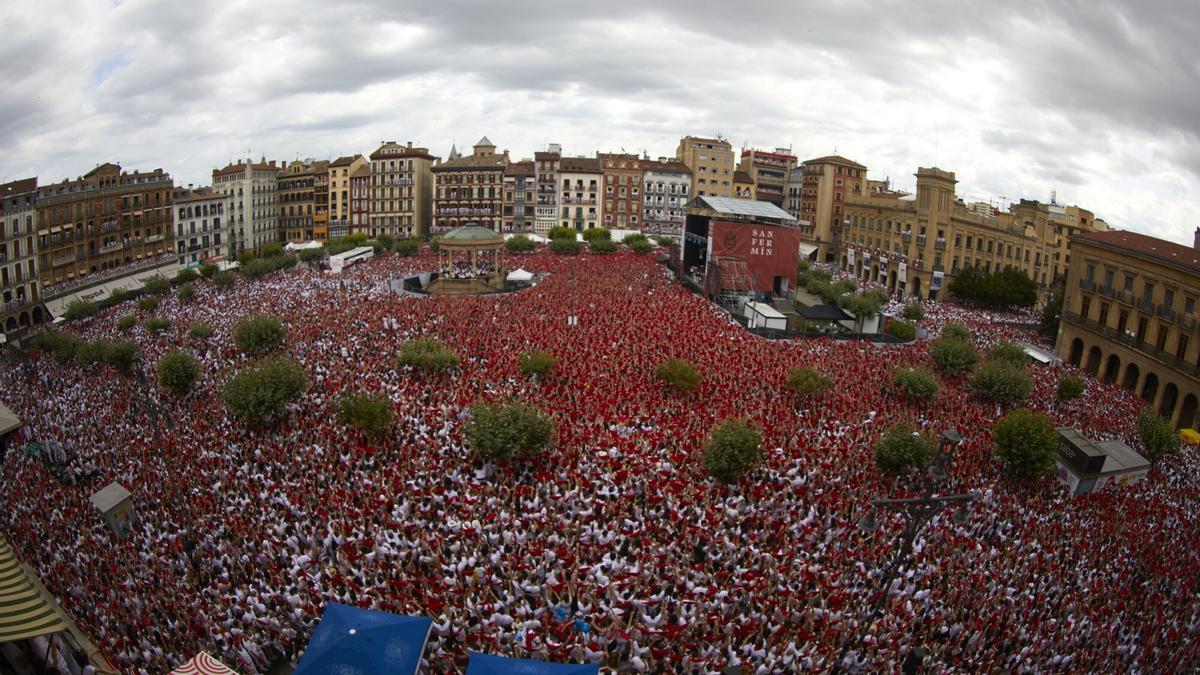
{"left": 36, "top": 164, "right": 174, "bottom": 293}
{"left": 278, "top": 160, "right": 325, "bottom": 243}
{"left": 733, "top": 171, "right": 755, "bottom": 199}
{"left": 842, "top": 167, "right": 1058, "bottom": 300}
{"left": 1, "top": 178, "right": 41, "bottom": 334}
{"left": 328, "top": 155, "right": 368, "bottom": 239}
{"left": 599, "top": 153, "right": 643, "bottom": 230}
{"left": 534, "top": 145, "right": 561, "bottom": 234}
{"left": 559, "top": 157, "right": 603, "bottom": 231}
{"left": 1057, "top": 229, "right": 1200, "bottom": 430}
{"left": 212, "top": 158, "right": 279, "bottom": 254}
{"left": 349, "top": 164, "right": 370, "bottom": 237}
{"left": 736, "top": 148, "right": 797, "bottom": 207}
{"left": 502, "top": 160, "right": 535, "bottom": 232}
{"left": 369, "top": 141, "right": 437, "bottom": 239}
{"left": 795, "top": 155, "right": 867, "bottom": 263}
{"left": 173, "top": 187, "right": 232, "bottom": 267}
{"left": 432, "top": 137, "right": 507, "bottom": 234}
{"left": 641, "top": 160, "right": 690, "bottom": 235}
{"left": 676, "top": 136, "right": 734, "bottom": 198}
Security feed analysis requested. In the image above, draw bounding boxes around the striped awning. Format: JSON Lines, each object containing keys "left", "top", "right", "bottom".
{"left": 171, "top": 651, "right": 240, "bottom": 674}
{"left": 0, "top": 536, "right": 67, "bottom": 642}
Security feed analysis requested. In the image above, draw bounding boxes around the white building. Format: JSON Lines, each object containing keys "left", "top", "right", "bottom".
{"left": 212, "top": 158, "right": 280, "bottom": 254}
{"left": 173, "top": 186, "right": 233, "bottom": 267}
{"left": 641, "top": 159, "right": 691, "bottom": 234}
{"left": 558, "top": 157, "right": 603, "bottom": 231}
{"left": 1, "top": 177, "right": 41, "bottom": 334}
{"left": 533, "top": 144, "right": 561, "bottom": 234}
{"left": 785, "top": 166, "right": 804, "bottom": 219}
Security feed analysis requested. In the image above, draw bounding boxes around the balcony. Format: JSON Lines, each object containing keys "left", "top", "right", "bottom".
{"left": 934, "top": 237, "right": 946, "bottom": 250}
{"left": 901, "top": 231, "right": 912, "bottom": 243}
{"left": 1116, "top": 290, "right": 1134, "bottom": 306}
{"left": 1158, "top": 304, "right": 1176, "bottom": 321}
{"left": 1097, "top": 285, "right": 1114, "bottom": 299}
{"left": 1079, "top": 278, "right": 1095, "bottom": 292}
{"left": 52, "top": 253, "right": 76, "bottom": 267}
{"left": 1178, "top": 313, "right": 1198, "bottom": 331}
{"left": 916, "top": 234, "right": 927, "bottom": 246}
{"left": 1139, "top": 298, "right": 1154, "bottom": 313}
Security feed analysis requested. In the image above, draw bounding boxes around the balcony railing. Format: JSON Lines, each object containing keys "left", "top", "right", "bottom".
{"left": 934, "top": 238, "right": 946, "bottom": 250}
{"left": 1065, "top": 309, "right": 1200, "bottom": 379}
{"left": 1139, "top": 298, "right": 1154, "bottom": 313}
{"left": 52, "top": 253, "right": 76, "bottom": 267}
{"left": 901, "top": 231, "right": 912, "bottom": 242}
{"left": 1116, "top": 290, "right": 1134, "bottom": 306}
{"left": 1178, "top": 313, "right": 1198, "bottom": 331}
{"left": 99, "top": 241, "right": 124, "bottom": 253}
{"left": 1159, "top": 304, "right": 1176, "bottom": 321}
{"left": 1097, "top": 285, "right": 1114, "bottom": 298}
{"left": 1080, "top": 278, "right": 1095, "bottom": 291}
{"left": 916, "top": 234, "right": 927, "bottom": 246}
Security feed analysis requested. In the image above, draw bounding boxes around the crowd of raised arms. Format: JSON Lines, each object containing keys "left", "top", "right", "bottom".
{"left": 1, "top": 247, "right": 1198, "bottom": 674}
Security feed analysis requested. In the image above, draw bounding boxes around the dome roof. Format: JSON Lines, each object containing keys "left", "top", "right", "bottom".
{"left": 440, "top": 225, "right": 504, "bottom": 243}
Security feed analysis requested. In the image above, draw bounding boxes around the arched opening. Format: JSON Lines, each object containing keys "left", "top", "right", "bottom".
{"left": 911, "top": 276, "right": 923, "bottom": 299}
{"left": 1068, "top": 339, "right": 1084, "bottom": 367}
{"left": 889, "top": 270, "right": 898, "bottom": 294}
{"left": 1179, "top": 394, "right": 1199, "bottom": 431}
{"left": 1102, "top": 354, "right": 1121, "bottom": 384}
{"left": 840, "top": 255, "right": 847, "bottom": 271}
{"left": 871, "top": 264, "right": 879, "bottom": 283}
{"left": 1159, "top": 383, "right": 1179, "bottom": 419}
{"left": 4, "top": 317, "right": 15, "bottom": 332}
{"left": 1121, "top": 362, "right": 1140, "bottom": 390}
{"left": 1085, "top": 346, "right": 1102, "bottom": 376}
{"left": 1141, "top": 373, "right": 1159, "bottom": 403}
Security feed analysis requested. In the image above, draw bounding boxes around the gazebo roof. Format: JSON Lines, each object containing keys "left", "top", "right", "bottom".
{"left": 439, "top": 226, "right": 505, "bottom": 247}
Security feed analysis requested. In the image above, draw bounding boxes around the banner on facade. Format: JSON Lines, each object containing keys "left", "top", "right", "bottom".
{"left": 931, "top": 270, "right": 944, "bottom": 291}
{"left": 898, "top": 262, "right": 907, "bottom": 283}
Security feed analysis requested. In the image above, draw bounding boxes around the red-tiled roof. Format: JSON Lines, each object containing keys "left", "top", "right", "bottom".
{"left": 1075, "top": 230, "right": 1200, "bottom": 272}
{"left": 0, "top": 177, "right": 37, "bottom": 196}
{"left": 803, "top": 155, "right": 867, "bottom": 170}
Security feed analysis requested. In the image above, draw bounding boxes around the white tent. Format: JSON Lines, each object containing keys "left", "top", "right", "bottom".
{"left": 171, "top": 652, "right": 240, "bottom": 674}
{"left": 506, "top": 268, "right": 534, "bottom": 282}
{"left": 285, "top": 241, "right": 323, "bottom": 252}
{"left": 504, "top": 232, "right": 547, "bottom": 243}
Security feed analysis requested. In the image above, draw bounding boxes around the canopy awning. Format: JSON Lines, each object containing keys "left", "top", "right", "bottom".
{"left": 294, "top": 603, "right": 431, "bottom": 675}
{"left": 0, "top": 536, "right": 67, "bottom": 642}
{"left": 0, "top": 401, "right": 21, "bottom": 436}
{"left": 798, "top": 304, "right": 853, "bottom": 321}
{"left": 171, "top": 652, "right": 240, "bottom": 675}
{"left": 798, "top": 242, "right": 819, "bottom": 257}
{"left": 466, "top": 652, "right": 600, "bottom": 675}
{"left": 506, "top": 268, "right": 534, "bottom": 282}
{"left": 285, "top": 241, "right": 323, "bottom": 252}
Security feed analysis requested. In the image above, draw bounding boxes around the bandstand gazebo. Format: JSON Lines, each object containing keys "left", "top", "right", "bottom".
{"left": 428, "top": 225, "right": 507, "bottom": 294}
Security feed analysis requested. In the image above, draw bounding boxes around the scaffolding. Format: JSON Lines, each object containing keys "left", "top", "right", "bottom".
{"left": 713, "top": 257, "right": 758, "bottom": 312}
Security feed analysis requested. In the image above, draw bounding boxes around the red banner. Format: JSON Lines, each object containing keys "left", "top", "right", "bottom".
{"left": 709, "top": 219, "right": 801, "bottom": 292}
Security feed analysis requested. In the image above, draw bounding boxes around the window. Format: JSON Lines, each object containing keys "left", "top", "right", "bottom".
{"left": 1163, "top": 288, "right": 1175, "bottom": 311}
{"left": 1178, "top": 333, "right": 1190, "bottom": 360}
{"left": 1103, "top": 269, "right": 1114, "bottom": 289}
{"left": 1157, "top": 325, "right": 1170, "bottom": 352}
{"left": 1143, "top": 281, "right": 1155, "bottom": 306}
{"left": 1080, "top": 295, "right": 1091, "bottom": 319}
{"left": 1137, "top": 317, "right": 1148, "bottom": 342}
{"left": 1186, "top": 296, "right": 1196, "bottom": 315}
{"left": 1118, "top": 309, "right": 1129, "bottom": 333}
{"left": 1124, "top": 275, "right": 1134, "bottom": 292}
{"left": 1098, "top": 303, "right": 1109, "bottom": 326}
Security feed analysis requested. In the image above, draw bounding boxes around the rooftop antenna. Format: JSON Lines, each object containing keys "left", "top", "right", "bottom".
{"left": 1050, "top": 189, "right": 1058, "bottom": 206}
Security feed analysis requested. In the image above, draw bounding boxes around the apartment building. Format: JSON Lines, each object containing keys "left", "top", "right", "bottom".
{"left": 559, "top": 157, "right": 603, "bottom": 231}
{"left": 599, "top": 153, "right": 644, "bottom": 230}
{"left": 502, "top": 160, "right": 535, "bottom": 233}
{"left": 641, "top": 160, "right": 690, "bottom": 234}
{"left": 432, "top": 137, "right": 507, "bottom": 234}
{"left": 794, "top": 155, "right": 867, "bottom": 263}
{"left": 212, "top": 158, "right": 279, "bottom": 254}
{"left": 173, "top": 186, "right": 232, "bottom": 267}
{"left": 533, "top": 145, "right": 561, "bottom": 233}
{"left": 369, "top": 141, "right": 437, "bottom": 238}
{"left": 278, "top": 159, "right": 327, "bottom": 243}
{"left": 328, "top": 155, "right": 368, "bottom": 239}
{"left": 736, "top": 148, "right": 796, "bottom": 207}
{"left": 1, "top": 178, "right": 41, "bottom": 334}
{"left": 676, "top": 136, "right": 734, "bottom": 198}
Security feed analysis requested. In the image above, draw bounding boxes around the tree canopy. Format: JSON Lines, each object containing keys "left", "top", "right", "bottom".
{"left": 222, "top": 358, "right": 307, "bottom": 423}
{"left": 1137, "top": 411, "right": 1180, "bottom": 462}
{"left": 397, "top": 338, "right": 460, "bottom": 373}
{"left": 157, "top": 350, "right": 201, "bottom": 395}
{"left": 703, "top": 418, "right": 764, "bottom": 482}
{"left": 233, "top": 315, "right": 285, "bottom": 355}
{"left": 786, "top": 366, "right": 831, "bottom": 397}
{"left": 464, "top": 401, "right": 556, "bottom": 461}
{"left": 336, "top": 393, "right": 393, "bottom": 436}
{"left": 947, "top": 265, "right": 1037, "bottom": 309}
{"left": 874, "top": 425, "right": 937, "bottom": 476}
{"left": 992, "top": 408, "right": 1058, "bottom": 479}
{"left": 655, "top": 358, "right": 701, "bottom": 392}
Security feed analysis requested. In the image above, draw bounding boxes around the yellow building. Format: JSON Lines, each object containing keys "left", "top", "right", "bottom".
{"left": 843, "top": 167, "right": 1060, "bottom": 300}
{"left": 278, "top": 159, "right": 327, "bottom": 243}
{"left": 791, "top": 155, "right": 867, "bottom": 263}
{"left": 369, "top": 141, "right": 438, "bottom": 238}
{"left": 1046, "top": 203, "right": 1108, "bottom": 282}
{"left": 733, "top": 171, "right": 755, "bottom": 200}
{"left": 675, "top": 136, "right": 734, "bottom": 198}
{"left": 736, "top": 148, "right": 796, "bottom": 207}
{"left": 1057, "top": 229, "right": 1200, "bottom": 430}
{"left": 328, "top": 154, "right": 367, "bottom": 239}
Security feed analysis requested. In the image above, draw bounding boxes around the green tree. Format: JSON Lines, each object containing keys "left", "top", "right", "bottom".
{"left": 838, "top": 290, "right": 886, "bottom": 335}
{"left": 174, "top": 267, "right": 198, "bottom": 285}
{"left": 137, "top": 296, "right": 159, "bottom": 312}
{"left": 260, "top": 242, "right": 284, "bottom": 258}
{"left": 188, "top": 322, "right": 215, "bottom": 341}
{"left": 233, "top": 315, "right": 285, "bottom": 354}
{"left": 393, "top": 238, "right": 421, "bottom": 257}
{"left": 298, "top": 248, "right": 324, "bottom": 264}
{"left": 1137, "top": 411, "right": 1180, "bottom": 462}
{"left": 157, "top": 350, "right": 200, "bottom": 395}
{"left": 75, "top": 340, "right": 108, "bottom": 367}
{"left": 1040, "top": 289, "right": 1064, "bottom": 340}
{"left": 940, "top": 322, "right": 971, "bottom": 342}
{"left": 948, "top": 265, "right": 1036, "bottom": 309}
{"left": 427, "top": 237, "right": 441, "bottom": 252}
{"left": 464, "top": 401, "right": 556, "bottom": 461}
{"left": 930, "top": 337, "right": 979, "bottom": 374}
{"left": 547, "top": 226, "right": 577, "bottom": 240}
{"left": 236, "top": 251, "right": 257, "bottom": 266}
{"left": 901, "top": 303, "right": 925, "bottom": 321}
{"left": 397, "top": 339, "right": 460, "bottom": 373}
{"left": 34, "top": 330, "right": 81, "bottom": 364}
{"left": 222, "top": 357, "right": 307, "bottom": 423}
{"left": 198, "top": 263, "right": 218, "bottom": 278}
{"left": 786, "top": 366, "right": 831, "bottom": 397}
{"left": 703, "top": 418, "right": 764, "bottom": 482}
{"left": 518, "top": 350, "right": 556, "bottom": 378}
{"left": 581, "top": 227, "right": 611, "bottom": 243}
{"left": 549, "top": 238, "right": 581, "bottom": 254}
{"left": 144, "top": 317, "right": 172, "bottom": 332}
{"left": 142, "top": 275, "right": 170, "bottom": 296}
{"left": 102, "top": 340, "right": 139, "bottom": 376}
{"left": 589, "top": 238, "right": 618, "bottom": 254}
{"left": 887, "top": 319, "right": 917, "bottom": 342}
{"left": 986, "top": 342, "right": 1029, "bottom": 368}
{"left": 336, "top": 393, "right": 393, "bottom": 435}
{"left": 874, "top": 425, "right": 937, "bottom": 477}
{"left": 622, "top": 232, "right": 650, "bottom": 246}
{"left": 177, "top": 282, "right": 196, "bottom": 302}
{"left": 628, "top": 239, "right": 655, "bottom": 254}
{"left": 62, "top": 300, "right": 99, "bottom": 321}
{"left": 116, "top": 314, "right": 138, "bottom": 331}
{"left": 108, "top": 287, "right": 130, "bottom": 305}
{"left": 893, "top": 367, "right": 940, "bottom": 402}
{"left": 241, "top": 258, "right": 273, "bottom": 278}
{"left": 376, "top": 233, "right": 396, "bottom": 250}
{"left": 504, "top": 235, "right": 536, "bottom": 253}
{"left": 1057, "top": 375, "right": 1085, "bottom": 401}
{"left": 653, "top": 235, "right": 677, "bottom": 247}
{"left": 992, "top": 408, "right": 1058, "bottom": 479}
{"left": 971, "top": 360, "right": 1032, "bottom": 405}
{"left": 212, "top": 270, "right": 236, "bottom": 288}
{"left": 655, "top": 358, "right": 701, "bottom": 392}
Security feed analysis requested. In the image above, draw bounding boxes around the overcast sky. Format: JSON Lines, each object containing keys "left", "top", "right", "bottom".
{"left": 3, "top": 0, "right": 1199, "bottom": 243}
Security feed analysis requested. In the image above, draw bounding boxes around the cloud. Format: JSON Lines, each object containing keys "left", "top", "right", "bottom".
{"left": 2, "top": 0, "right": 1199, "bottom": 244}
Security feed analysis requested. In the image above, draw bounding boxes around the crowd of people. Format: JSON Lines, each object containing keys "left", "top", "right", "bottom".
{"left": 1, "top": 246, "right": 1198, "bottom": 673}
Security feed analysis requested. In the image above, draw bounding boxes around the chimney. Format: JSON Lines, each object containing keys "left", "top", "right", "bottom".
{"left": 1194, "top": 227, "right": 1199, "bottom": 250}
{"left": 407, "top": 141, "right": 412, "bottom": 149}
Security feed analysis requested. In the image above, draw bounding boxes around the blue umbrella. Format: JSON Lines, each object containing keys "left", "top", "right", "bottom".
{"left": 293, "top": 603, "right": 432, "bottom": 675}
{"left": 466, "top": 652, "right": 600, "bottom": 675}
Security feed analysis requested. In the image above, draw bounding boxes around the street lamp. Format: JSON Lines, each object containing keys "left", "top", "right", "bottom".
{"left": 835, "top": 428, "right": 978, "bottom": 674}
